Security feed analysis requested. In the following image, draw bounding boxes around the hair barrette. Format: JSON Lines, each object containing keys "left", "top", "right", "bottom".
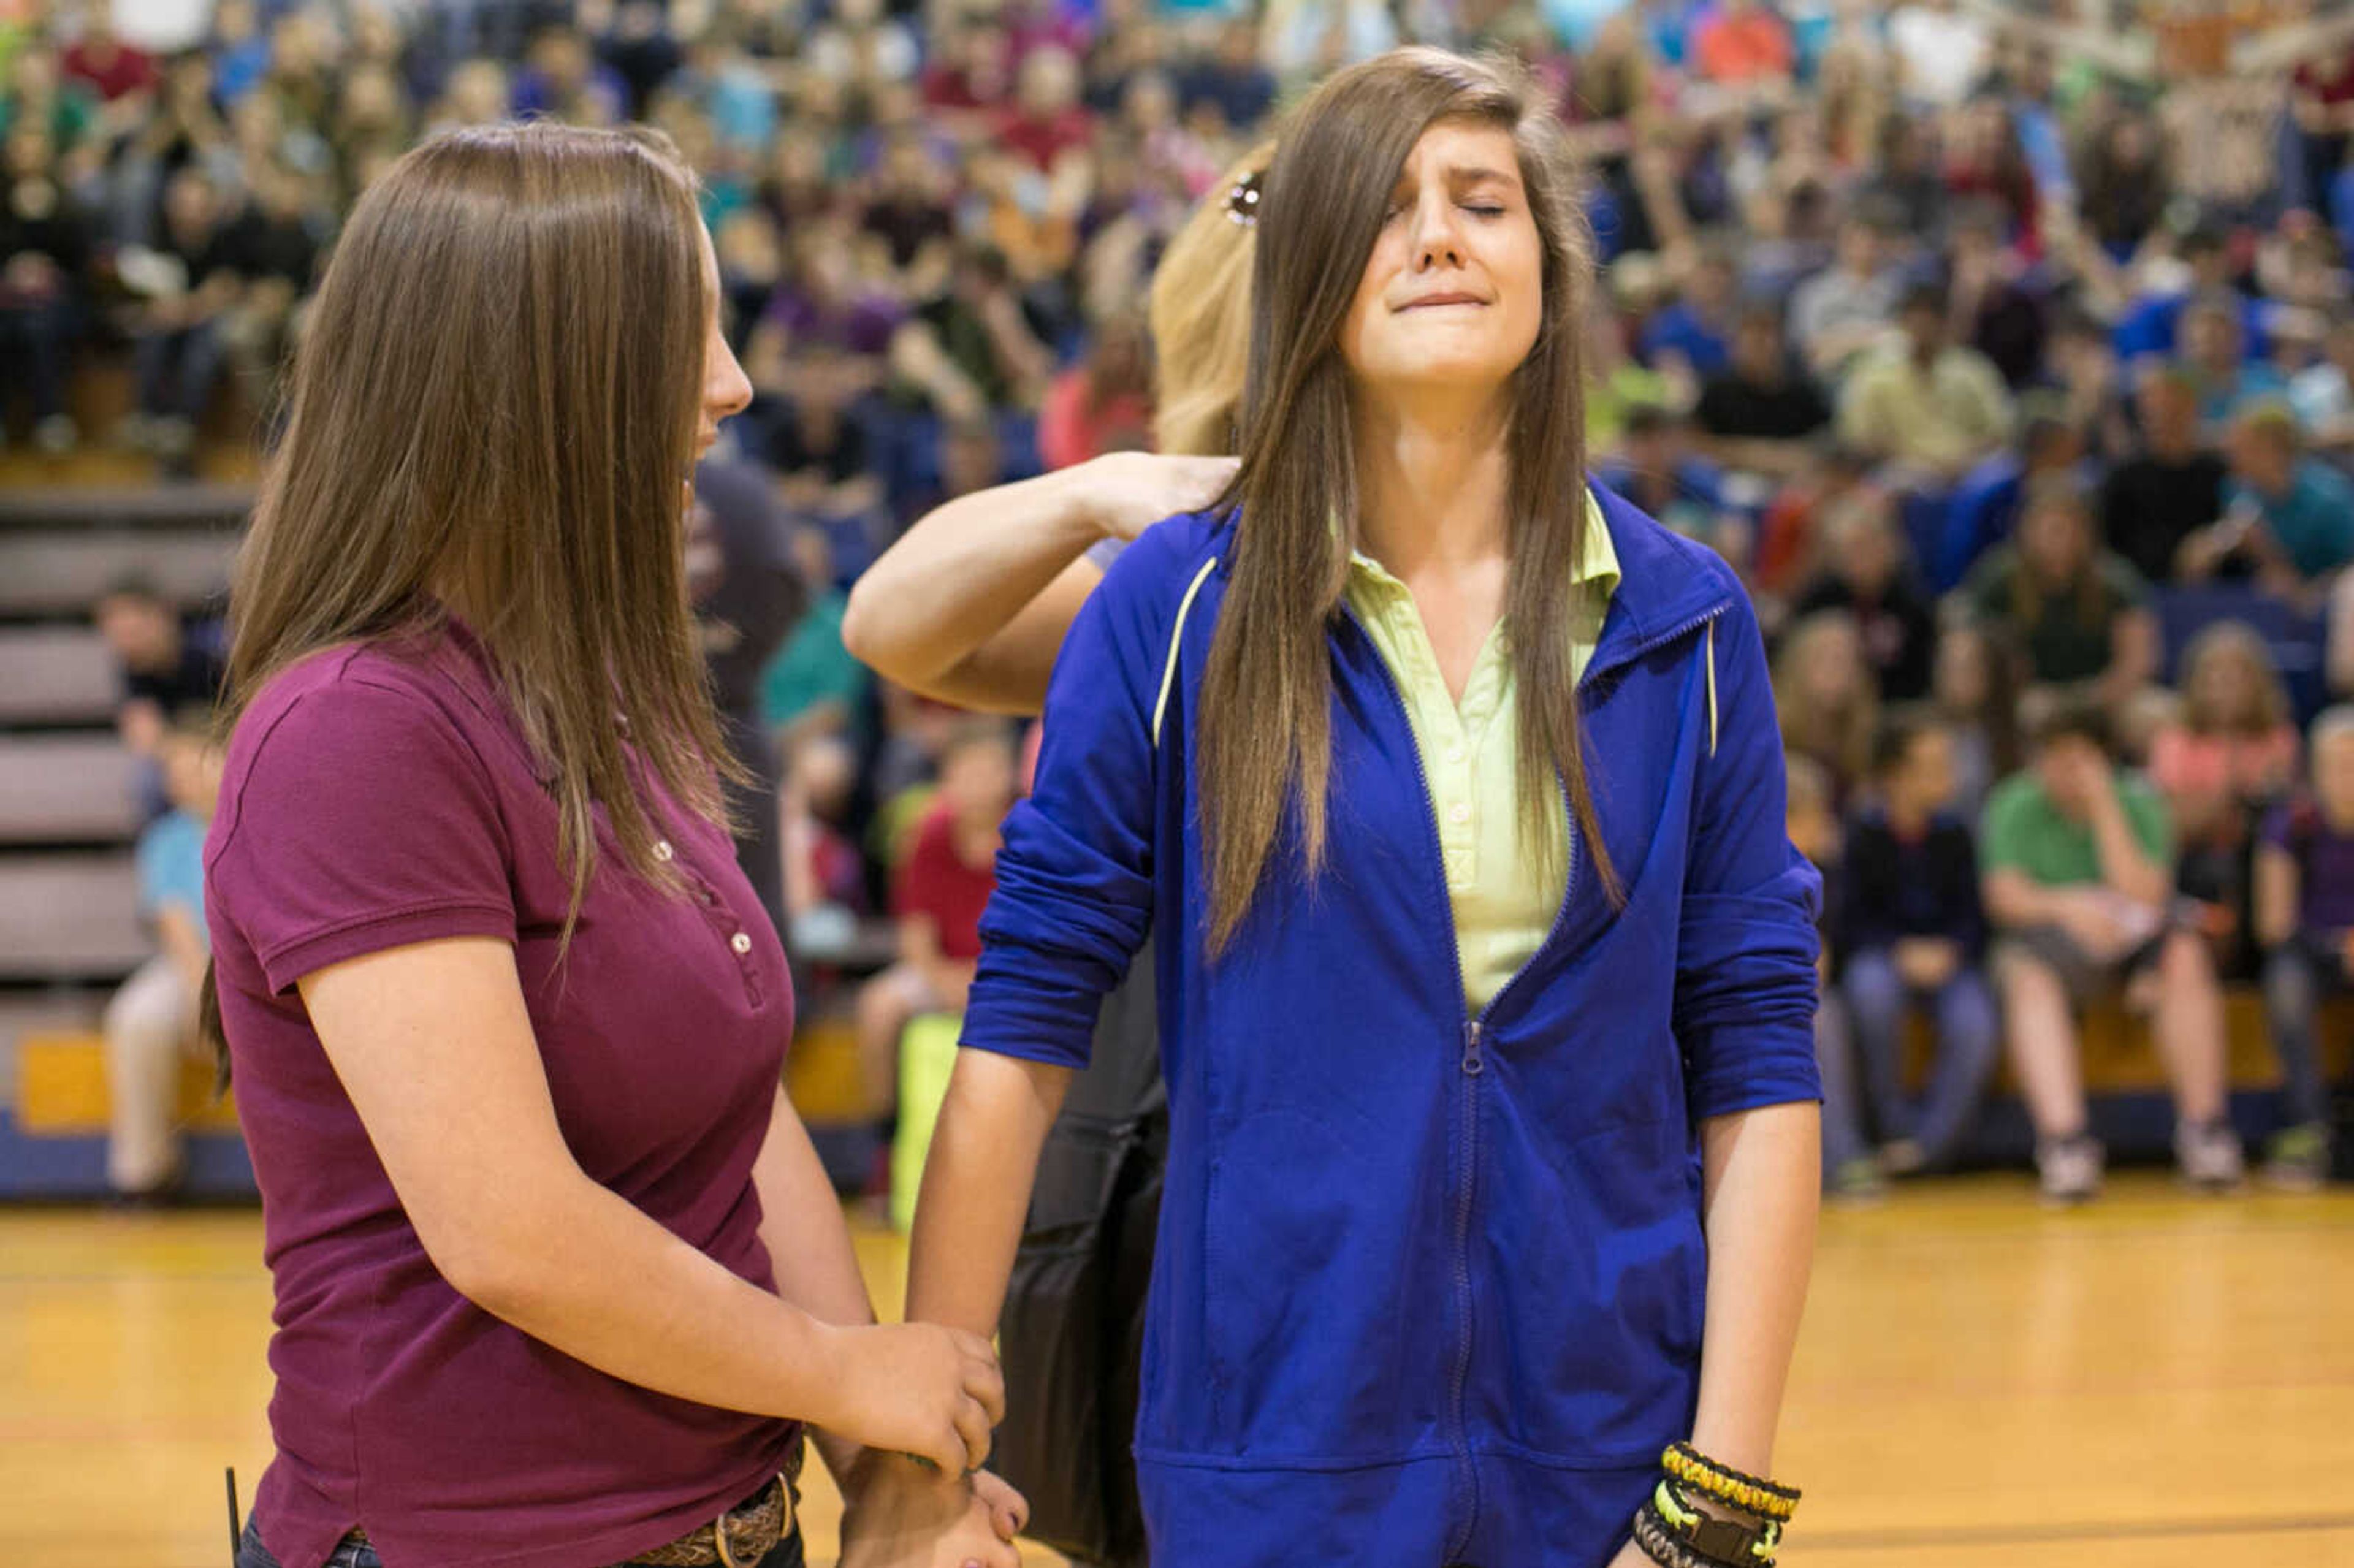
{"left": 1225, "top": 169, "right": 1262, "bottom": 228}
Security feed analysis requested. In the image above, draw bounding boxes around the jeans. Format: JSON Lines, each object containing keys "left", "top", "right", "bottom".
{"left": 2264, "top": 936, "right": 2351, "bottom": 1129}
{"left": 1842, "top": 950, "right": 2002, "bottom": 1170}
{"left": 134, "top": 322, "right": 226, "bottom": 423}
{"left": 1815, "top": 988, "right": 1871, "bottom": 1176}
{"left": 0, "top": 300, "right": 75, "bottom": 421}
{"left": 235, "top": 1514, "right": 807, "bottom": 1568}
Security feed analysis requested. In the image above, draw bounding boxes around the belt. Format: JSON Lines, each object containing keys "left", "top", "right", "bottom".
{"left": 627, "top": 1466, "right": 797, "bottom": 1568}
{"left": 343, "top": 1444, "right": 803, "bottom": 1568}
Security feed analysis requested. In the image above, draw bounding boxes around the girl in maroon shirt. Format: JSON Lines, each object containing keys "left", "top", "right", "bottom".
{"left": 202, "top": 123, "right": 1022, "bottom": 1568}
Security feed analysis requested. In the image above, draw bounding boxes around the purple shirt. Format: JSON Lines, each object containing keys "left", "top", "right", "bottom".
{"left": 205, "top": 624, "right": 799, "bottom": 1568}
{"left": 760, "top": 286, "right": 904, "bottom": 359}
{"left": 2262, "top": 794, "right": 2354, "bottom": 934}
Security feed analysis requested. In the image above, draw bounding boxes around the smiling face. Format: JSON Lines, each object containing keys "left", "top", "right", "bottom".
{"left": 1335, "top": 120, "right": 1545, "bottom": 406}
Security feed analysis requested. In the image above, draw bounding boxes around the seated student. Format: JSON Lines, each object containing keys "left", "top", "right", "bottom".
{"left": 1934, "top": 399, "right": 2083, "bottom": 593}
{"left": 1789, "top": 487, "right": 1938, "bottom": 702}
{"left": 104, "top": 716, "right": 223, "bottom": 1200}
{"left": 2147, "top": 624, "right": 2303, "bottom": 976}
{"left": 1837, "top": 280, "right": 2016, "bottom": 489}
{"left": 2177, "top": 292, "right": 2288, "bottom": 435}
{"left": 1692, "top": 302, "right": 1835, "bottom": 484}
{"left": 2253, "top": 706, "right": 2354, "bottom": 1188}
{"left": 1981, "top": 698, "right": 2244, "bottom": 1203}
{"left": 855, "top": 720, "right": 1018, "bottom": 1123}
{"left": 1790, "top": 753, "right": 1878, "bottom": 1199}
{"left": 2179, "top": 400, "right": 2354, "bottom": 607}
{"left": 1775, "top": 608, "right": 1881, "bottom": 802}
{"left": 1963, "top": 478, "right": 2158, "bottom": 708}
{"left": 2098, "top": 365, "right": 2227, "bottom": 587}
{"left": 1840, "top": 712, "right": 2000, "bottom": 1175}
{"left": 93, "top": 574, "right": 226, "bottom": 769}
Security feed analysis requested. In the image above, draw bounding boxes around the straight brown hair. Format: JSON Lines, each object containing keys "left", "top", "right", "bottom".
{"left": 203, "top": 123, "right": 733, "bottom": 1065}
{"left": 1197, "top": 47, "right": 1618, "bottom": 954}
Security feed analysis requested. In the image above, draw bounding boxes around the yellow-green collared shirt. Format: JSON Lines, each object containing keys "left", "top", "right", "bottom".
{"left": 1343, "top": 493, "right": 1620, "bottom": 1012}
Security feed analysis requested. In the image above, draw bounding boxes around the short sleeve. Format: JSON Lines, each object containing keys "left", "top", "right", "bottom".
{"left": 208, "top": 677, "right": 516, "bottom": 996}
{"left": 2123, "top": 780, "right": 2176, "bottom": 866}
{"left": 1978, "top": 778, "right": 2032, "bottom": 875}
{"left": 2101, "top": 554, "right": 2153, "bottom": 611}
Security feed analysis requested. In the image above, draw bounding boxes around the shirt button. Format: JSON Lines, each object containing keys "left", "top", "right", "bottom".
{"left": 1444, "top": 743, "right": 1466, "bottom": 764}
{"left": 729, "top": 932, "right": 753, "bottom": 955}
{"left": 1448, "top": 801, "right": 1472, "bottom": 825}
{"left": 653, "top": 840, "right": 674, "bottom": 862}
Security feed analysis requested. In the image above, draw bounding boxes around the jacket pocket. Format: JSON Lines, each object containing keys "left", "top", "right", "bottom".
{"left": 1481, "top": 1115, "right": 1705, "bottom": 1461}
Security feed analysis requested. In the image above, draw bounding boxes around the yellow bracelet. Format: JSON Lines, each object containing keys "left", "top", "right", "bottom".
{"left": 1661, "top": 1444, "right": 1801, "bottom": 1523}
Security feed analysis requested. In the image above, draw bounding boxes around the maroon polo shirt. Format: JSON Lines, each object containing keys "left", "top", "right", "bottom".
{"left": 205, "top": 622, "right": 799, "bottom": 1568}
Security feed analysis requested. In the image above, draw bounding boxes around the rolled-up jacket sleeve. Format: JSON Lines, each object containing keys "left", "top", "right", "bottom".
{"left": 1674, "top": 595, "right": 1825, "bottom": 1123}
{"left": 959, "top": 528, "right": 1186, "bottom": 1070}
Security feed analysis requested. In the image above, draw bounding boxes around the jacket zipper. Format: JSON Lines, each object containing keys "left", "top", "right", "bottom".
{"left": 1339, "top": 604, "right": 1484, "bottom": 1553}
{"left": 1336, "top": 594, "right": 1727, "bottom": 1556}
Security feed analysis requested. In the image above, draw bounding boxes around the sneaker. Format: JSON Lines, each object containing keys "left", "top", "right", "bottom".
{"left": 1829, "top": 1156, "right": 1887, "bottom": 1202}
{"left": 2036, "top": 1133, "right": 2105, "bottom": 1205}
{"left": 2175, "top": 1120, "right": 2246, "bottom": 1193}
{"left": 32, "top": 413, "right": 77, "bottom": 454}
{"left": 1880, "top": 1138, "right": 1927, "bottom": 1178}
{"left": 153, "top": 416, "right": 196, "bottom": 459}
{"left": 2262, "top": 1122, "right": 2330, "bottom": 1192}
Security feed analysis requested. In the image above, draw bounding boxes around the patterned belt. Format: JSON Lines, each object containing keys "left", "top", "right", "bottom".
{"left": 343, "top": 1445, "right": 802, "bottom": 1568}
{"left": 626, "top": 1468, "right": 796, "bottom": 1568}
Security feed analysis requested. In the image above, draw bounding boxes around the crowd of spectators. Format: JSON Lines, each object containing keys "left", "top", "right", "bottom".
{"left": 25, "top": 0, "right": 2354, "bottom": 1201}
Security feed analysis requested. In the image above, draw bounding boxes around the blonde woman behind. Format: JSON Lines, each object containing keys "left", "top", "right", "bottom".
{"left": 838, "top": 146, "right": 1263, "bottom": 1567}
{"left": 839, "top": 144, "right": 1268, "bottom": 713}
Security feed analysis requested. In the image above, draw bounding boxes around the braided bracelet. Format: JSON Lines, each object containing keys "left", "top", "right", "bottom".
{"left": 1662, "top": 1443, "right": 1802, "bottom": 1522}
{"left": 1630, "top": 1501, "right": 1729, "bottom": 1568}
{"left": 1655, "top": 1479, "right": 1783, "bottom": 1564}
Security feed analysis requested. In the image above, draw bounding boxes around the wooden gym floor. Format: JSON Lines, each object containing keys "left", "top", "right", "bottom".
{"left": 2, "top": 1176, "right": 2350, "bottom": 1568}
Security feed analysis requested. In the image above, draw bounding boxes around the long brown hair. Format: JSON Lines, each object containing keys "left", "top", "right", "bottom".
{"left": 2182, "top": 622, "right": 2290, "bottom": 737}
{"left": 1198, "top": 47, "right": 1616, "bottom": 953}
{"left": 204, "top": 123, "right": 733, "bottom": 1061}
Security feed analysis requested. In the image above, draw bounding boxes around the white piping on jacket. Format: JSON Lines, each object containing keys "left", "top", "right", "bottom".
{"left": 1154, "top": 557, "right": 1221, "bottom": 745}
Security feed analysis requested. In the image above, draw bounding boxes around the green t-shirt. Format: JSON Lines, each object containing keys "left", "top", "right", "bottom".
{"left": 1964, "top": 546, "right": 2149, "bottom": 687}
{"left": 756, "top": 592, "right": 864, "bottom": 732}
{"left": 1979, "top": 770, "right": 2174, "bottom": 888}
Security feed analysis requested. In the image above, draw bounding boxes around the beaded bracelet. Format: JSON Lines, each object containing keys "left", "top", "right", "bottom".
{"left": 1662, "top": 1443, "right": 1802, "bottom": 1522}
{"left": 1630, "top": 1501, "right": 1729, "bottom": 1568}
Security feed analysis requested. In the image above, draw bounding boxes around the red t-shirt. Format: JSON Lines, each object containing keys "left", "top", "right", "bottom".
{"left": 996, "top": 106, "right": 1095, "bottom": 173}
{"left": 1038, "top": 368, "right": 1153, "bottom": 471}
{"left": 62, "top": 39, "right": 157, "bottom": 101}
{"left": 205, "top": 625, "right": 798, "bottom": 1568}
{"left": 894, "top": 804, "right": 997, "bottom": 962}
{"left": 1693, "top": 13, "right": 1792, "bottom": 83}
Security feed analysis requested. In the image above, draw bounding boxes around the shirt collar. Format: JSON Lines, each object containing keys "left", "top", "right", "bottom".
{"left": 1346, "top": 488, "right": 1620, "bottom": 600}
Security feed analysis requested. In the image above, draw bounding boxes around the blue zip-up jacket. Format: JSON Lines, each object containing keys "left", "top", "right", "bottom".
{"left": 961, "top": 485, "right": 1823, "bottom": 1567}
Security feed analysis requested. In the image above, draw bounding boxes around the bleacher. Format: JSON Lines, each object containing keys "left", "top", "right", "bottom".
{"left": 0, "top": 485, "right": 254, "bottom": 1198}
{"left": 0, "top": 473, "right": 2344, "bottom": 1197}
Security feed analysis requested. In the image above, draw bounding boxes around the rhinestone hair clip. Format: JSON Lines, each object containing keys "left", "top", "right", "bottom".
{"left": 1225, "top": 169, "right": 1262, "bottom": 228}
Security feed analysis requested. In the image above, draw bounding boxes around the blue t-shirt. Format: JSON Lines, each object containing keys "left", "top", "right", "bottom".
{"left": 2198, "top": 363, "right": 2290, "bottom": 430}
{"left": 1638, "top": 301, "right": 1731, "bottom": 377}
{"left": 136, "top": 809, "right": 210, "bottom": 949}
{"left": 2228, "top": 460, "right": 2354, "bottom": 580}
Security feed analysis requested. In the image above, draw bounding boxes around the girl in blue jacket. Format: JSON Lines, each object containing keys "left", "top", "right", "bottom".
{"left": 904, "top": 48, "right": 1824, "bottom": 1568}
